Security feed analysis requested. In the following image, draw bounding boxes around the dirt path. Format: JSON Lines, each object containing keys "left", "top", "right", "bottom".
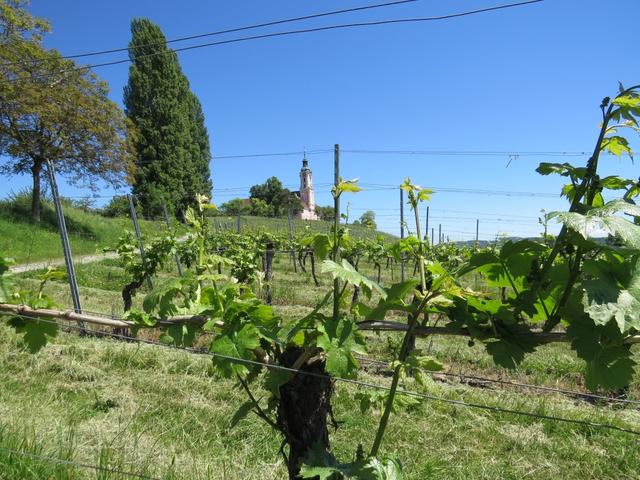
{"left": 10, "top": 235, "right": 189, "bottom": 274}
{"left": 9, "top": 251, "right": 119, "bottom": 274}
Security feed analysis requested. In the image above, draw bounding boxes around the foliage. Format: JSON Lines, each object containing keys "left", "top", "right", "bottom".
{"left": 124, "top": 17, "right": 212, "bottom": 219}
{"left": 4, "top": 85, "right": 640, "bottom": 478}
{"left": 100, "top": 195, "right": 138, "bottom": 218}
{"left": 359, "top": 210, "right": 377, "bottom": 229}
{"left": 219, "top": 198, "right": 251, "bottom": 216}
{"left": 0, "top": 0, "right": 133, "bottom": 221}
{"left": 316, "top": 205, "right": 336, "bottom": 222}
{"left": 453, "top": 85, "right": 640, "bottom": 390}
{"left": 249, "top": 197, "right": 274, "bottom": 217}
{"left": 1, "top": 259, "right": 61, "bottom": 352}
{"left": 249, "top": 176, "right": 303, "bottom": 217}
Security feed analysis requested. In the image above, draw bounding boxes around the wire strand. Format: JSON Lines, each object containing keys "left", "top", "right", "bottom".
{"left": 356, "top": 356, "right": 640, "bottom": 406}
{"left": 12, "top": 0, "right": 544, "bottom": 81}
{"left": 3, "top": 313, "right": 639, "bottom": 437}
{"left": 3, "top": 0, "right": 423, "bottom": 66}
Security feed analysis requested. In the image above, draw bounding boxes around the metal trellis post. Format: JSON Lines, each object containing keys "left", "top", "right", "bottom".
{"left": 46, "top": 160, "right": 83, "bottom": 319}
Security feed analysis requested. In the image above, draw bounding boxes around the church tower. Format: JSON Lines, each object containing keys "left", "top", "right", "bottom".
{"left": 297, "top": 154, "right": 319, "bottom": 220}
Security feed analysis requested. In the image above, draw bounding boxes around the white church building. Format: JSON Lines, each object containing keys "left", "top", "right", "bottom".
{"left": 296, "top": 156, "right": 319, "bottom": 220}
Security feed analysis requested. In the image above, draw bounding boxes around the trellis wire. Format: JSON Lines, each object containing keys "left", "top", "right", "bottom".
{"left": 4, "top": 313, "right": 639, "bottom": 437}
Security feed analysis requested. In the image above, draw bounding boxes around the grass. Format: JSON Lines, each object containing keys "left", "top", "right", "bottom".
{"left": 0, "top": 195, "right": 394, "bottom": 266}
{"left": 1, "top": 323, "right": 639, "bottom": 480}
{"left": 0, "top": 196, "right": 171, "bottom": 264}
{"left": 3, "top": 222, "right": 640, "bottom": 478}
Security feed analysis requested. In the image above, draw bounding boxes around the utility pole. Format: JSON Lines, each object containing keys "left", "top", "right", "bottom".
{"left": 438, "top": 223, "right": 442, "bottom": 245}
{"left": 400, "top": 187, "right": 405, "bottom": 282}
{"left": 46, "top": 161, "right": 83, "bottom": 318}
{"left": 288, "top": 210, "right": 297, "bottom": 273}
{"left": 431, "top": 227, "right": 434, "bottom": 245}
{"left": 425, "top": 206, "right": 430, "bottom": 244}
{"left": 236, "top": 210, "right": 241, "bottom": 234}
{"left": 333, "top": 144, "right": 341, "bottom": 319}
{"left": 475, "top": 219, "right": 479, "bottom": 247}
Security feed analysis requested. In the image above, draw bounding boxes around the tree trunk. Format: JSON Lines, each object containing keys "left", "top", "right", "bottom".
{"left": 298, "top": 250, "right": 307, "bottom": 273}
{"left": 117, "top": 278, "right": 143, "bottom": 338}
{"left": 278, "top": 347, "right": 333, "bottom": 479}
{"left": 31, "top": 161, "right": 43, "bottom": 222}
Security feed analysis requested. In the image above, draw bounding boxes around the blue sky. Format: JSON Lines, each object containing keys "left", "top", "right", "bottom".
{"left": 3, "top": 0, "right": 639, "bottom": 239}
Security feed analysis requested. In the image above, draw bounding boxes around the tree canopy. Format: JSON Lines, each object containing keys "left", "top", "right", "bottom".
{"left": 249, "top": 176, "right": 301, "bottom": 217}
{"left": 359, "top": 210, "right": 377, "bottom": 229}
{"left": 0, "top": 0, "right": 133, "bottom": 221}
{"left": 124, "top": 18, "right": 212, "bottom": 219}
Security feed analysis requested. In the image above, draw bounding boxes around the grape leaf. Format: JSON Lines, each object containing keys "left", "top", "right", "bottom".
{"left": 551, "top": 202, "right": 640, "bottom": 249}
{"left": 8, "top": 317, "right": 58, "bottom": 353}
{"left": 317, "top": 317, "right": 366, "bottom": 378}
{"left": 210, "top": 324, "right": 261, "bottom": 378}
{"left": 160, "top": 324, "right": 197, "bottom": 347}
{"left": 582, "top": 278, "right": 640, "bottom": 333}
{"left": 585, "top": 346, "right": 636, "bottom": 391}
{"left": 356, "top": 456, "right": 404, "bottom": 480}
{"left": 302, "top": 234, "right": 332, "bottom": 261}
{"left": 601, "top": 135, "right": 633, "bottom": 158}
{"left": 321, "top": 259, "right": 386, "bottom": 299}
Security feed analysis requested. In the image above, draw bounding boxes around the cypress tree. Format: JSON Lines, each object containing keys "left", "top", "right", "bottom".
{"left": 124, "top": 18, "right": 211, "bottom": 218}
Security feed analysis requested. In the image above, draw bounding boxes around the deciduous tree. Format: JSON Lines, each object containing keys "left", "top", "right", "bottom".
{"left": 0, "top": 0, "right": 133, "bottom": 221}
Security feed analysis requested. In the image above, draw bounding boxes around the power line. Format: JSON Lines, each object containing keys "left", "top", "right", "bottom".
{"left": 5, "top": 313, "right": 639, "bottom": 437}
{"left": 359, "top": 184, "right": 560, "bottom": 198}
{"left": 5, "top": 0, "right": 423, "bottom": 66}
{"left": 13, "top": 0, "right": 544, "bottom": 81}
{"left": 0, "top": 447, "right": 160, "bottom": 480}
{"left": 343, "top": 149, "right": 592, "bottom": 157}
{"left": 213, "top": 149, "right": 333, "bottom": 160}
{"left": 209, "top": 148, "right": 602, "bottom": 161}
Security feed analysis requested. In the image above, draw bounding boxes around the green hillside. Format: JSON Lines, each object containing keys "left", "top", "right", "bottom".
{"left": 0, "top": 196, "right": 167, "bottom": 264}
{"left": 0, "top": 197, "right": 396, "bottom": 265}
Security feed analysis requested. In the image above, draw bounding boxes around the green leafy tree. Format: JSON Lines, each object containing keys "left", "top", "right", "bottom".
{"left": 315, "top": 205, "right": 335, "bottom": 221}
{"left": 359, "top": 210, "right": 377, "bottom": 229}
{"left": 0, "top": 0, "right": 133, "bottom": 221}
{"left": 249, "top": 197, "right": 273, "bottom": 217}
{"left": 124, "top": 18, "right": 212, "bottom": 219}
{"left": 275, "top": 189, "right": 303, "bottom": 217}
{"left": 220, "top": 198, "right": 250, "bottom": 216}
{"left": 249, "top": 176, "right": 302, "bottom": 217}
{"left": 249, "top": 176, "right": 285, "bottom": 206}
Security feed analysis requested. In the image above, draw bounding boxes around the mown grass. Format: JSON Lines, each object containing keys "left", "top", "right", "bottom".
{"left": 4, "top": 229, "right": 640, "bottom": 478}
{"left": 1, "top": 323, "right": 639, "bottom": 480}
{"left": 13, "top": 251, "right": 640, "bottom": 397}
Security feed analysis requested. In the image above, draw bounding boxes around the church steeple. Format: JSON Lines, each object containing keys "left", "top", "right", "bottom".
{"left": 297, "top": 153, "right": 318, "bottom": 220}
